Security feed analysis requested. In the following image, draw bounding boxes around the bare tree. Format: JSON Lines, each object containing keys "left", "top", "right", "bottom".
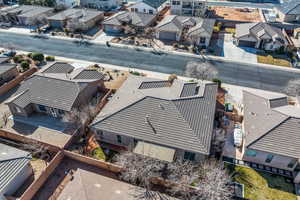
{"left": 0, "top": 112, "right": 10, "bottom": 128}
{"left": 184, "top": 61, "right": 218, "bottom": 81}
{"left": 285, "top": 79, "right": 300, "bottom": 97}
{"left": 114, "top": 152, "right": 233, "bottom": 200}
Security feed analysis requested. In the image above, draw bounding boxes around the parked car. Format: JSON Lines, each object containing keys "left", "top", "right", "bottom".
{"left": 233, "top": 124, "right": 243, "bottom": 147}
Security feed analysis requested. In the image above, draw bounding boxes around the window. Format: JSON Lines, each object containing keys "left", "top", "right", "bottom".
{"left": 265, "top": 154, "right": 274, "bottom": 163}
{"left": 149, "top": 9, "right": 153, "bottom": 14}
{"left": 58, "top": 109, "right": 64, "bottom": 115}
{"left": 172, "top": 0, "right": 180, "bottom": 5}
{"left": 287, "top": 159, "right": 297, "bottom": 168}
{"left": 245, "top": 149, "right": 257, "bottom": 157}
{"left": 184, "top": 151, "right": 195, "bottom": 161}
{"left": 38, "top": 105, "right": 46, "bottom": 112}
{"left": 200, "top": 37, "right": 206, "bottom": 44}
{"left": 143, "top": 9, "right": 146, "bottom": 13}
{"left": 117, "top": 135, "right": 122, "bottom": 143}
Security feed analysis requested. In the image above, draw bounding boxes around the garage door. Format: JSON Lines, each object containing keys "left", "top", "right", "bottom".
{"left": 159, "top": 31, "right": 177, "bottom": 41}
{"left": 238, "top": 40, "right": 256, "bottom": 48}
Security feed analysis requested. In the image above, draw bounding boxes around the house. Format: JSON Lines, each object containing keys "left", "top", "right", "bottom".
{"left": 47, "top": 8, "right": 103, "bottom": 31}
{"left": 276, "top": 0, "right": 300, "bottom": 23}
{"left": 91, "top": 75, "right": 218, "bottom": 162}
{"left": 242, "top": 90, "right": 300, "bottom": 181}
{"left": 0, "top": 143, "right": 32, "bottom": 200}
{"left": 56, "top": 0, "right": 79, "bottom": 8}
{"left": 155, "top": 15, "right": 215, "bottom": 47}
{"left": 127, "top": 0, "right": 168, "bottom": 15}
{"left": 0, "top": 63, "right": 18, "bottom": 86}
{"left": 0, "top": 5, "right": 54, "bottom": 25}
{"left": 80, "top": 0, "right": 119, "bottom": 11}
{"left": 235, "top": 22, "right": 289, "bottom": 50}
{"left": 6, "top": 62, "right": 105, "bottom": 119}
{"left": 103, "top": 11, "right": 156, "bottom": 33}
{"left": 170, "top": 0, "right": 206, "bottom": 17}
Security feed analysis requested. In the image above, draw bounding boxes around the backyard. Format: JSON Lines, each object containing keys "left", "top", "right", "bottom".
{"left": 226, "top": 164, "right": 297, "bottom": 200}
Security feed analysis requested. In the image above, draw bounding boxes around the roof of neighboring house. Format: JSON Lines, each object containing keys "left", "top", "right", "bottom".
{"left": 277, "top": 0, "right": 300, "bottom": 15}
{"left": 0, "top": 142, "right": 31, "bottom": 192}
{"left": 47, "top": 8, "right": 103, "bottom": 23}
{"left": 0, "top": 56, "right": 10, "bottom": 64}
{"left": 0, "top": 5, "right": 53, "bottom": 17}
{"left": 187, "top": 18, "right": 216, "bottom": 37}
{"left": 156, "top": 15, "right": 206, "bottom": 33}
{"left": 40, "top": 62, "right": 75, "bottom": 74}
{"left": 103, "top": 11, "right": 155, "bottom": 27}
{"left": 91, "top": 75, "right": 218, "bottom": 155}
{"left": 236, "top": 22, "right": 288, "bottom": 45}
{"left": 6, "top": 62, "right": 104, "bottom": 111}
{"left": 129, "top": 0, "right": 167, "bottom": 9}
{"left": 243, "top": 90, "right": 300, "bottom": 159}
{"left": 0, "top": 63, "right": 16, "bottom": 75}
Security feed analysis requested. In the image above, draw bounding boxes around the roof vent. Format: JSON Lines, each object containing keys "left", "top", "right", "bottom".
{"left": 159, "top": 104, "right": 165, "bottom": 110}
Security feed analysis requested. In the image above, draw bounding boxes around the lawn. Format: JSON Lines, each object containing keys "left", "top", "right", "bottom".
{"left": 257, "top": 54, "right": 291, "bottom": 67}
{"left": 226, "top": 164, "right": 297, "bottom": 200}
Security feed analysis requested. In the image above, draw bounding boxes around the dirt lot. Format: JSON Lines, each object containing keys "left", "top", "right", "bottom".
{"left": 210, "top": 7, "right": 262, "bottom": 22}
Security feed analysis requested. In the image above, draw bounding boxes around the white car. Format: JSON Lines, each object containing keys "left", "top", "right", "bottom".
{"left": 233, "top": 124, "right": 243, "bottom": 147}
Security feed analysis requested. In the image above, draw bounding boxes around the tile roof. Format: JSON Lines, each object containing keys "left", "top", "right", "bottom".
{"left": 0, "top": 143, "right": 31, "bottom": 192}
{"left": 156, "top": 15, "right": 211, "bottom": 34}
{"left": 0, "top": 63, "right": 16, "bottom": 75}
{"left": 131, "top": 0, "right": 167, "bottom": 9}
{"left": 91, "top": 76, "right": 218, "bottom": 155}
{"left": 41, "top": 62, "right": 74, "bottom": 74}
{"left": 47, "top": 9, "right": 103, "bottom": 23}
{"left": 187, "top": 18, "right": 216, "bottom": 37}
{"left": 0, "top": 5, "right": 53, "bottom": 18}
{"left": 277, "top": 0, "right": 300, "bottom": 15}
{"left": 236, "top": 22, "right": 288, "bottom": 45}
{"left": 243, "top": 90, "right": 300, "bottom": 158}
{"left": 7, "top": 62, "right": 104, "bottom": 111}
{"left": 103, "top": 11, "right": 155, "bottom": 27}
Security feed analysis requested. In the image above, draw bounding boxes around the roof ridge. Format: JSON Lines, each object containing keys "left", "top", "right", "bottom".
{"left": 247, "top": 116, "right": 290, "bottom": 148}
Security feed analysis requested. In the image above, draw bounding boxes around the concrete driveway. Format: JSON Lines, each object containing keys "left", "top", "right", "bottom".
{"left": 218, "top": 33, "right": 258, "bottom": 64}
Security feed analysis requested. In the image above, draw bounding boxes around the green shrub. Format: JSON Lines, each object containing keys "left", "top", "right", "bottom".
{"left": 46, "top": 56, "right": 55, "bottom": 61}
{"left": 92, "top": 147, "right": 106, "bottom": 161}
{"left": 27, "top": 53, "right": 32, "bottom": 58}
{"left": 130, "top": 71, "right": 140, "bottom": 76}
{"left": 31, "top": 52, "right": 44, "bottom": 62}
{"left": 20, "top": 61, "right": 30, "bottom": 71}
{"left": 212, "top": 78, "right": 222, "bottom": 88}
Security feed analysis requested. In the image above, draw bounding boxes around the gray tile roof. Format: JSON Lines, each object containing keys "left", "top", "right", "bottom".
{"left": 103, "top": 11, "right": 155, "bottom": 27}
{"left": 41, "top": 62, "right": 74, "bottom": 74}
{"left": 7, "top": 63, "right": 104, "bottom": 111}
{"left": 136, "top": 0, "right": 167, "bottom": 9}
{"left": 0, "top": 143, "right": 31, "bottom": 192}
{"left": 243, "top": 90, "right": 300, "bottom": 158}
{"left": 91, "top": 76, "right": 218, "bottom": 155}
{"left": 0, "top": 63, "right": 16, "bottom": 75}
{"left": 47, "top": 9, "right": 103, "bottom": 23}
{"left": 277, "top": 0, "right": 300, "bottom": 15}
{"left": 236, "top": 22, "right": 288, "bottom": 45}
{"left": 187, "top": 18, "right": 216, "bottom": 37}
{"left": 0, "top": 5, "right": 53, "bottom": 18}
{"left": 71, "top": 69, "right": 105, "bottom": 80}
{"left": 0, "top": 56, "right": 10, "bottom": 64}
{"left": 139, "top": 80, "right": 170, "bottom": 89}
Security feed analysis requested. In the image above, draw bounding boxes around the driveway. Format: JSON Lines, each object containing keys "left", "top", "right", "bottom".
{"left": 218, "top": 33, "right": 257, "bottom": 64}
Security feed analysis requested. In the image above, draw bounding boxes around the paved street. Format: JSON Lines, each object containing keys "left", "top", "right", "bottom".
{"left": 1, "top": 31, "right": 300, "bottom": 92}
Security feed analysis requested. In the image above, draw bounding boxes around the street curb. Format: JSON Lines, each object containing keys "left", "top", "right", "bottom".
{"left": 1, "top": 28, "right": 300, "bottom": 73}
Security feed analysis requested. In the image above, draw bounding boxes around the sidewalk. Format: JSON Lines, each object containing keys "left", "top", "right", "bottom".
{"left": 1, "top": 27, "right": 300, "bottom": 73}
